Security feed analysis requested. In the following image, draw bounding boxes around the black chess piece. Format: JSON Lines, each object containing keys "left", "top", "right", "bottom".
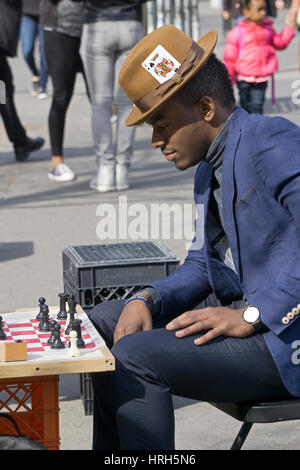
{"left": 47, "top": 320, "right": 58, "bottom": 345}
{"left": 70, "top": 319, "right": 85, "bottom": 348}
{"left": 65, "top": 296, "right": 77, "bottom": 336}
{"left": 36, "top": 297, "right": 46, "bottom": 320}
{"left": 0, "top": 317, "right": 6, "bottom": 340}
{"left": 57, "top": 293, "right": 68, "bottom": 320}
{"left": 50, "top": 323, "right": 65, "bottom": 349}
{"left": 39, "top": 304, "right": 51, "bottom": 332}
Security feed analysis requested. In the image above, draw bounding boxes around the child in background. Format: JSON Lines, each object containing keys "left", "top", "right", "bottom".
{"left": 223, "top": 0, "right": 295, "bottom": 114}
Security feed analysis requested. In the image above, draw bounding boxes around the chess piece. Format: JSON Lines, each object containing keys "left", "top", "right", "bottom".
{"left": 57, "top": 293, "right": 68, "bottom": 320}
{"left": 70, "top": 319, "right": 85, "bottom": 348}
{"left": 65, "top": 295, "right": 77, "bottom": 335}
{"left": 36, "top": 297, "right": 46, "bottom": 320}
{"left": 39, "top": 304, "right": 51, "bottom": 332}
{"left": 50, "top": 323, "right": 65, "bottom": 349}
{"left": 0, "top": 317, "right": 6, "bottom": 340}
{"left": 67, "top": 330, "right": 81, "bottom": 357}
{"left": 47, "top": 320, "right": 58, "bottom": 345}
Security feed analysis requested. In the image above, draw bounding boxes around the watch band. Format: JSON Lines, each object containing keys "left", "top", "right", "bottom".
{"left": 251, "top": 319, "right": 269, "bottom": 334}
{"left": 124, "top": 295, "right": 151, "bottom": 311}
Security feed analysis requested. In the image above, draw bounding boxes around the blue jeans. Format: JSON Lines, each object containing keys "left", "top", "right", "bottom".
{"left": 20, "top": 14, "right": 48, "bottom": 90}
{"left": 237, "top": 80, "right": 268, "bottom": 115}
{"left": 80, "top": 20, "right": 144, "bottom": 167}
{"left": 88, "top": 299, "right": 291, "bottom": 450}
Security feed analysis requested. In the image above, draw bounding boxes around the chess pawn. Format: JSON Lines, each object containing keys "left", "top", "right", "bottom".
{"left": 36, "top": 297, "right": 46, "bottom": 320}
{"left": 50, "top": 323, "right": 65, "bottom": 349}
{"left": 57, "top": 293, "right": 68, "bottom": 320}
{"left": 47, "top": 320, "right": 58, "bottom": 345}
{"left": 67, "top": 330, "right": 81, "bottom": 357}
{"left": 0, "top": 316, "right": 6, "bottom": 340}
{"left": 39, "top": 304, "right": 51, "bottom": 332}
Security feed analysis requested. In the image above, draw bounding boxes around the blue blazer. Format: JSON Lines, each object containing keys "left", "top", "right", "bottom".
{"left": 151, "top": 107, "right": 300, "bottom": 397}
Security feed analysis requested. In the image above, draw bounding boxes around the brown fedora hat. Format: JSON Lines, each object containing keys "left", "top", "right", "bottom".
{"left": 118, "top": 25, "right": 218, "bottom": 127}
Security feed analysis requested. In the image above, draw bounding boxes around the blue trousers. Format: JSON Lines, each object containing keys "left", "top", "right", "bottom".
{"left": 20, "top": 14, "right": 48, "bottom": 90}
{"left": 88, "top": 300, "right": 291, "bottom": 450}
{"left": 237, "top": 80, "right": 268, "bottom": 115}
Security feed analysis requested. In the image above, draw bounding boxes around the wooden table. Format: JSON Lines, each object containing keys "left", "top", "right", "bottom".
{"left": 0, "top": 306, "right": 115, "bottom": 449}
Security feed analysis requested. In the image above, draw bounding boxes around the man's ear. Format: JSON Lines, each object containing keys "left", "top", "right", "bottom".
{"left": 197, "top": 96, "right": 215, "bottom": 122}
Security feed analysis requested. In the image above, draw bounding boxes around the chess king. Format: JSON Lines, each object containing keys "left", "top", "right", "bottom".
{"left": 87, "top": 25, "right": 300, "bottom": 450}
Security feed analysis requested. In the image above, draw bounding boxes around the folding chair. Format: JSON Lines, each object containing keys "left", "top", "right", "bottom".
{"left": 210, "top": 398, "right": 300, "bottom": 450}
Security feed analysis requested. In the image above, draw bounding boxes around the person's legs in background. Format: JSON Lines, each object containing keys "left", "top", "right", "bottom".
{"left": 81, "top": 21, "right": 117, "bottom": 192}
{"left": 80, "top": 20, "right": 144, "bottom": 192}
{"left": 114, "top": 21, "right": 144, "bottom": 190}
{"left": 36, "top": 24, "right": 48, "bottom": 99}
{"left": 248, "top": 81, "right": 268, "bottom": 114}
{"left": 44, "top": 30, "right": 80, "bottom": 182}
{"left": 0, "top": 50, "right": 44, "bottom": 161}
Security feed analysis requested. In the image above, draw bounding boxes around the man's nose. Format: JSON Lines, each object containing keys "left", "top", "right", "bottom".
{"left": 151, "top": 129, "right": 165, "bottom": 149}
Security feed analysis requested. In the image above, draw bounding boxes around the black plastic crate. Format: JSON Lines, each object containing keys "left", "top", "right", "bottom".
{"left": 62, "top": 241, "right": 180, "bottom": 415}
{"left": 62, "top": 241, "right": 180, "bottom": 310}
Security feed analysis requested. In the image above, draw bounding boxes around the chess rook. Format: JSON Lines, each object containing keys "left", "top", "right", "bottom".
{"left": 70, "top": 319, "right": 85, "bottom": 348}
{"left": 57, "top": 293, "right": 68, "bottom": 320}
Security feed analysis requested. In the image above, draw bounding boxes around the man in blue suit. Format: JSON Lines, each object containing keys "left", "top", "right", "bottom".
{"left": 88, "top": 25, "right": 300, "bottom": 450}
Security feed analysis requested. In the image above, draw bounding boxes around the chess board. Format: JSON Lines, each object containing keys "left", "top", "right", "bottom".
{"left": 0, "top": 307, "right": 115, "bottom": 379}
{"left": 2, "top": 313, "right": 97, "bottom": 353}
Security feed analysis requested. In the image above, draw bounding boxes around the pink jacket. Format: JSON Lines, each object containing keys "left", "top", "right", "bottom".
{"left": 223, "top": 18, "right": 294, "bottom": 82}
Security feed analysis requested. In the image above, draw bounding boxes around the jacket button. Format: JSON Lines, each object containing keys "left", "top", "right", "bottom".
{"left": 282, "top": 317, "right": 289, "bottom": 324}
{"left": 292, "top": 307, "right": 299, "bottom": 315}
{"left": 287, "top": 312, "right": 295, "bottom": 320}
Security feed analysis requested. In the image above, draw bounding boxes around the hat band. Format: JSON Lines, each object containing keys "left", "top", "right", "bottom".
{"left": 135, "top": 41, "right": 204, "bottom": 114}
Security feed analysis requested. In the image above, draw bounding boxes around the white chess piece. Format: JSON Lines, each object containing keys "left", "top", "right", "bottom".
{"left": 67, "top": 330, "right": 81, "bottom": 357}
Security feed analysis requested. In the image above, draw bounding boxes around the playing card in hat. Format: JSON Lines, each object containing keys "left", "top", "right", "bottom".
{"left": 141, "top": 45, "right": 181, "bottom": 84}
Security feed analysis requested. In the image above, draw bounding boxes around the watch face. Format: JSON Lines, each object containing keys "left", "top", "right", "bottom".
{"left": 243, "top": 306, "right": 260, "bottom": 323}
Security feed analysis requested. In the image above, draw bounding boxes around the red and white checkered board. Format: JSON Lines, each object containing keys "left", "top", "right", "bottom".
{"left": 2, "top": 318, "right": 95, "bottom": 352}
{"left": 0, "top": 308, "right": 104, "bottom": 358}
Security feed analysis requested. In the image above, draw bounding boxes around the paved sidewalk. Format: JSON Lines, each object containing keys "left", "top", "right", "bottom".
{"left": 0, "top": 3, "right": 299, "bottom": 450}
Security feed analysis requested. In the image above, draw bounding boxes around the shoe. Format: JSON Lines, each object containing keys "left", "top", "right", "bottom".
{"left": 89, "top": 165, "right": 116, "bottom": 192}
{"left": 48, "top": 163, "right": 76, "bottom": 182}
{"left": 30, "top": 77, "right": 40, "bottom": 96}
{"left": 37, "top": 88, "right": 48, "bottom": 100}
{"left": 116, "top": 163, "right": 130, "bottom": 190}
{"left": 14, "top": 137, "right": 45, "bottom": 162}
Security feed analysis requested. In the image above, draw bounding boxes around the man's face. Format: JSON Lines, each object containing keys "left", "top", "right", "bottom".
{"left": 148, "top": 97, "right": 212, "bottom": 171}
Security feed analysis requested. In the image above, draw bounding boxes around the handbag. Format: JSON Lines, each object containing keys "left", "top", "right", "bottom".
{"left": 0, "top": 413, "right": 47, "bottom": 450}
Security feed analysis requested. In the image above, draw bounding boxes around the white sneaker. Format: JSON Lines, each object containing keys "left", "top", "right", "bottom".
{"left": 116, "top": 163, "right": 130, "bottom": 190}
{"left": 37, "top": 88, "right": 48, "bottom": 100}
{"left": 48, "top": 163, "right": 76, "bottom": 182}
{"left": 89, "top": 165, "right": 116, "bottom": 192}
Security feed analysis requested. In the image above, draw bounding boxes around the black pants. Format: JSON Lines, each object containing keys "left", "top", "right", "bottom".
{"left": 88, "top": 300, "right": 292, "bottom": 450}
{"left": 43, "top": 30, "right": 89, "bottom": 156}
{"left": 237, "top": 80, "right": 268, "bottom": 115}
{"left": 0, "top": 51, "right": 27, "bottom": 148}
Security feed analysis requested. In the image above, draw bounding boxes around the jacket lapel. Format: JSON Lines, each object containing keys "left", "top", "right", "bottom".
{"left": 222, "top": 107, "right": 248, "bottom": 277}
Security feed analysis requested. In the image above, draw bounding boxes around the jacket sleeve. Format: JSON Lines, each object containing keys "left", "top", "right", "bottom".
{"left": 223, "top": 28, "right": 239, "bottom": 83}
{"left": 271, "top": 24, "right": 295, "bottom": 50}
{"left": 248, "top": 116, "right": 300, "bottom": 336}
{"left": 148, "top": 244, "right": 212, "bottom": 320}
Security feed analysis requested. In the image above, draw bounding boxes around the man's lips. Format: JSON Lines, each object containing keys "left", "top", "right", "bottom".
{"left": 163, "top": 151, "right": 176, "bottom": 161}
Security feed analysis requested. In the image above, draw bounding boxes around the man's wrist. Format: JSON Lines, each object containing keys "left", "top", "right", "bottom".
{"left": 125, "top": 291, "right": 154, "bottom": 312}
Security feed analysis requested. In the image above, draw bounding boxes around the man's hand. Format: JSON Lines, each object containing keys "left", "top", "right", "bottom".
{"left": 113, "top": 291, "right": 153, "bottom": 344}
{"left": 166, "top": 306, "right": 255, "bottom": 346}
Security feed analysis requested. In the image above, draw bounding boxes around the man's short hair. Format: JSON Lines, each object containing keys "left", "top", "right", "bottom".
{"left": 175, "top": 53, "right": 235, "bottom": 109}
